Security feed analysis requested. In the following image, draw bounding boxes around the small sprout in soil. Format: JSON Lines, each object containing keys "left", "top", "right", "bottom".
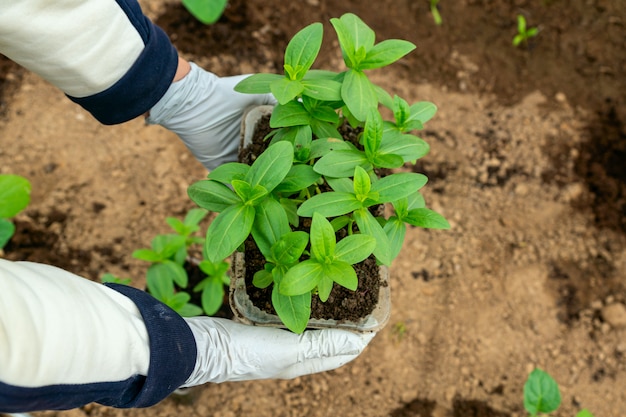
{"left": 513, "top": 14, "right": 539, "bottom": 47}
{"left": 523, "top": 368, "right": 594, "bottom": 417}
{"left": 132, "top": 208, "right": 228, "bottom": 317}
{"left": 0, "top": 174, "right": 31, "bottom": 249}
{"left": 181, "top": 0, "right": 227, "bottom": 25}
{"left": 429, "top": 0, "right": 443, "bottom": 26}
{"left": 391, "top": 321, "right": 408, "bottom": 342}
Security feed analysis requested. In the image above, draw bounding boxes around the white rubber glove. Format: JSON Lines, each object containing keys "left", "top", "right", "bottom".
{"left": 146, "top": 62, "right": 276, "bottom": 171}
{"left": 181, "top": 317, "right": 375, "bottom": 386}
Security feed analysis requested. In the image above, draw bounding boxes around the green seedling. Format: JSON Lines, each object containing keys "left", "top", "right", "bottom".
{"left": 0, "top": 174, "right": 31, "bottom": 249}
{"left": 513, "top": 15, "right": 539, "bottom": 47}
{"left": 189, "top": 13, "right": 449, "bottom": 333}
{"left": 181, "top": 0, "right": 228, "bottom": 25}
{"left": 430, "top": 0, "right": 443, "bottom": 26}
{"left": 132, "top": 208, "right": 227, "bottom": 317}
{"left": 523, "top": 368, "right": 594, "bottom": 417}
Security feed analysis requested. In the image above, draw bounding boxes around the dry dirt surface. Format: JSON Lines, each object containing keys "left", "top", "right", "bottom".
{"left": 2, "top": 0, "right": 626, "bottom": 416}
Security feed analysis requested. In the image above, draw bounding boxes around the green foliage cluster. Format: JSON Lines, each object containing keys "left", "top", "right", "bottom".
{"left": 0, "top": 174, "right": 31, "bottom": 249}
{"left": 524, "top": 368, "right": 594, "bottom": 417}
{"left": 188, "top": 13, "right": 449, "bottom": 333}
{"left": 130, "top": 208, "right": 229, "bottom": 316}
{"left": 513, "top": 14, "right": 539, "bottom": 47}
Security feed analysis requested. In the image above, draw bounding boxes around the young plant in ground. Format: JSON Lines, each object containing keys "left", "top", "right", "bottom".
{"left": 513, "top": 15, "right": 539, "bottom": 47}
{"left": 523, "top": 368, "right": 594, "bottom": 417}
{"left": 132, "top": 208, "right": 228, "bottom": 316}
{"left": 181, "top": 0, "right": 228, "bottom": 24}
{"left": 0, "top": 174, "right": 31, "bottom": 250}
{"left": 189, "top": 13, "right": 449, "bottom": 333}
{"left": 429, "top": 0, "right": 443, "bottom": 26}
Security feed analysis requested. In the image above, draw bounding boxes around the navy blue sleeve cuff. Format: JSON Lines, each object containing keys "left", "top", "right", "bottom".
{"left": 104, "top": 283, "right": 198, "bottom": 408}
{"left": 67, "top": 15, "right": 178, "bottom": 125}
{"left": 0, "top": 285, "right": 197, "bottom": 412}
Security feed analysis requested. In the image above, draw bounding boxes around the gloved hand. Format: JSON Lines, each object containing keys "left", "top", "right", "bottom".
{"left": 146, "top": 62, "right": 276, "bottom": 171}
{"left": 181, "top": 317, "right": 375, "bottom": 386}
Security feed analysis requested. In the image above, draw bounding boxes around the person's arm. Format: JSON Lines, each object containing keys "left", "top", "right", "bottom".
{"left": 0, "top": 0, "right": 275, "bottom": 170}
{"left": 0, "top": 259, "right": 373, "bottom": 413}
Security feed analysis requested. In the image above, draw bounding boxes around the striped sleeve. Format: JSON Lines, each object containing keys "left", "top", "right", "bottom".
{"left": 0, "top": 0, "right": 178, "bottom": 124}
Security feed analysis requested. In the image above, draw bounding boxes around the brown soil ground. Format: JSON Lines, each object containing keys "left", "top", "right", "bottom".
{"left": 2, "top": 0, "right": 625, "bottom": 416}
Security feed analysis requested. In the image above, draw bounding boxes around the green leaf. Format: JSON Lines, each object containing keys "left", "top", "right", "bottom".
{"left": 379, "top": 132, "right": 430, "bottom": 162}
{"left": 232, "top": 180, "right": 268, "bottom": 204}
{"left": 234, "top": 73, "right": 283, "bottom": 94}
{"left": 207, "top": 162, "right": 249, "bottom": 184}
{"left": 281, "top": 260, "right": 324, "bottom": 296}
{"left": 152, "top": 234, "right": 187, "bottom": 260}
{"left": 326, "top": 177, "right": 354, "bottom": 193}
{"left": 309, "top": 212, "right": 336, "bottom": 260}
{"left": 0, "top": 218, "right": 16, "bottom": 248}
{"left": 331, "top": 13, "right": 376, "bottom": 69}
{"left": 253, "top": 269, "right": 273, "bottom": 288}
{"left": 188, "top": 180, "right": 241, "bottom": 212}
{"left": 166, "top": 217, "right": 188, "bottom": 236}
{"left": 393, "top": 95, "right": 411, "bottom": 128}
{"left": 359, "top": 39, "right": 415, "bottom": 70}
{"left": 177, "top": 302, "right": 204, "bottom": 317}
{"left": 270, "top": 101, "right": 311, "bottom": 128}
{"left": 383, "top": 216, "right": 406, "bottom": 261}
{"left": 523, "top": 369, "right": 562, "bottom": 415}
{"left": 280, "top": 198, "right": 299, "bottom": 227}
{"left": 314, "top": 149, "right": 370, "bottom": 178}
{"left": 272, "top": 271, "right": 311, "bottom": 334}
{"left": 245, "top": 141, "right": 294, "bottom": 191}
{"left": 201, "top": 276, "right": 225, "bottom": 315}
{"left": 270, "top": 78, "right": 305, "bottom": 105}
{"left": 370, "top": 153, "right": 405, "bottom": 169}
{"left": 252, "top": 197, "right": 290, "bottom": 258}
{"left": 297, "top": 191, "right": 362, "bottom": 218}
{"left": 353, "top": 165, "right": 372, "bottom": 197}
{"left": 301, "top": 78, "right": 343, "bottom": 101}
{"left": 354, "top": 208, "right": 391, "bottom": 266}
{"left": 309, "top": 138, "right": 354, "bottom": 159}
{"left": 576, "top": 409, "right": 595, "bottom": 417}
{"left": 132, "top": 248, "right": 164, "bottom": 263}
{"left": 360, "top": 39, "right": 416, "bottom": 70}
{"left": 0, "top": 174, "right": 31, "bottom": 218}
{"left": 181, "top": 0, "right": 227, "bottom": 25}
{"left": 271, "top": 231, "right": 309, "bottom": 266}
{"left": 409, "top": 101, "right": 437, "bottom": 125}
{"left": 284, "top": 22, "right": 323, "bottom": 78}
{"left": 405, "top": 208, "right": 450, "bottom": 229}
{"left": 317, "top": 275, "right": 334, "bottom": 302}
{"left": 204, "top": 203, "right": 255, "bottom": 263}
{"left": 363, "top": 110, "right": 384, "bottom": 158}
{"left": 371, "top": 173, "right": 427, "bottom": 203}
{"left": 163, "top": 260, "right": 188, "bottom": 287}
{"left": 326, "top": 261, "right": 358, "bottom": 292}
{"left": 183, "top": 208, "right": 208, "bottom": 229}
{"left": 407, "top": 191, "right": 426, "bottom": 210}
{"left": 335, "top": 234, "right": 376, "bottom": 264}
{"left": 168, "top": 291, "right": 191, "bottom": 312}
{"left": 310, "top": 120, "right": 343, "bottom": 141}
{"left": 342, "top": 69, "right": 378, "bottom": 121}
{"left": 146, "top": 263, "right": 176, "bottom": 301}
{"left": 274, "top": 164, "right": 321, "bottom": 194}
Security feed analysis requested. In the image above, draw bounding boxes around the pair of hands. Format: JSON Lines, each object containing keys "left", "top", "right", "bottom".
{"left": 147, "top": 62, "right": 377, "bottom": 385}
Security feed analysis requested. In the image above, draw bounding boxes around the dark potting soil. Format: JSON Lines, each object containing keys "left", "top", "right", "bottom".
{"left": 239, "top": 114, "right": 384, "bottom": 322}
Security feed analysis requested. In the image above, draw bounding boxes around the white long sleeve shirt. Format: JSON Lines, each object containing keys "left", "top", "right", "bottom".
{"left": 0, "top": 0, "right": 197, "bottom": 412}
